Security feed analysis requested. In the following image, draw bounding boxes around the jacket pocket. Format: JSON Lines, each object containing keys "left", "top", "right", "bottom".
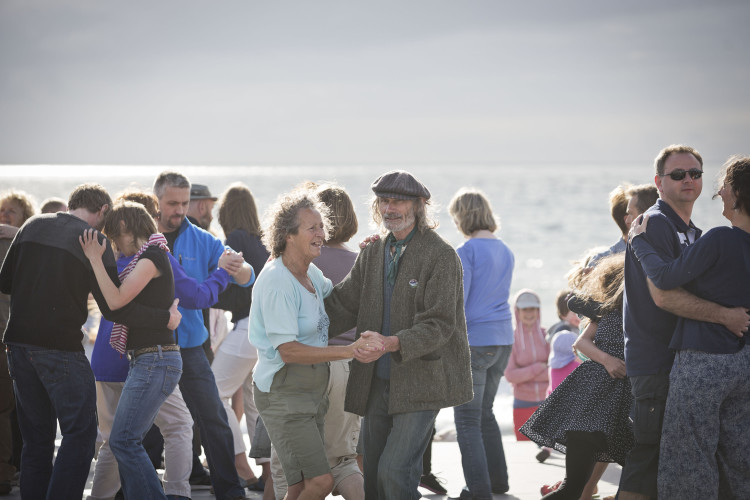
{"left": 410, "top": 358, "right": 447, "bottom": 403}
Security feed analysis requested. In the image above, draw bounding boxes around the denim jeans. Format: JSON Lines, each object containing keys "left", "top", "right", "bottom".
{"left": 178, "top": 345, "right": 245, "bottom": 500}
{"left": 454, "top": 345, "right": 512, "bottom": 499}
{"left": 110, "top": 348, "right": 183, "bottom": 500}
{"left": 6, "top": 344, "right": 97, "bottom": 500}
{"left": 362, "top": 377, "right": 438, "bottom": 500}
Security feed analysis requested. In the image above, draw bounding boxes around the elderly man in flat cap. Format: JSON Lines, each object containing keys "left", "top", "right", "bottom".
{"left": 325, "top": 170, "right": 472, "bottom": 500}
{"left": 187, "top": 183, "right": 218, "bottom": 231}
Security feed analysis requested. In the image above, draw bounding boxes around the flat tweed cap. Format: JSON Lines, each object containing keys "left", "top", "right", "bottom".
{"left": 371, "top": 170, "right": 431, "bottom": 200}
{"left": 190, "top": 184, "right": 217, "bottom": 201}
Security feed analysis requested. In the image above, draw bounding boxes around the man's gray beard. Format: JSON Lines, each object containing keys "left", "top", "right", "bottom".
{"left": 383, "top": 212, "right": 416, "bottom": 234}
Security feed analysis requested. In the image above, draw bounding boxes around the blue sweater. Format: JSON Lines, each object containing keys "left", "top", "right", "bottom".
{"left": 91, "top": 250, "right": 232, "bottom": 382}
{"left": 632, "top": 225, "right": 750, "bottom": 354}
{"left": 457, "top": 238, "right": 515, "bottom": 346}
{"left": 623, "top": 200, "right": 702, "bottom": 376}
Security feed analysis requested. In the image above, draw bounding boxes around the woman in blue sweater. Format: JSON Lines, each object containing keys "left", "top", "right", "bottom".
{"left": 630, "top": 156, "right": 750, "bottom": 499}
{"left": 448, "top": 188, "right": 515, "bottom": 500}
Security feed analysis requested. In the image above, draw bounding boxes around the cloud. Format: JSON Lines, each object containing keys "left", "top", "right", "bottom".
{"left": 1, "top": 0, "right": 748, "bottom": 164}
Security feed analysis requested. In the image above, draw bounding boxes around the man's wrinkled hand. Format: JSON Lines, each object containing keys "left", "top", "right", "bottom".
{"left": 359, "top": 233, "right": 381, "bottom": 249}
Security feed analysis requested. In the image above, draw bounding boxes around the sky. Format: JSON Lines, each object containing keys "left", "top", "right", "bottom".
{"left": 1, "top": 0, "right": 748, "bottom": 166}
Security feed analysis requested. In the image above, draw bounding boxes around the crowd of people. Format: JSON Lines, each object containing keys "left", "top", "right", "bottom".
{"left": 1, "top": 145, "right": 749, "bottom": 500}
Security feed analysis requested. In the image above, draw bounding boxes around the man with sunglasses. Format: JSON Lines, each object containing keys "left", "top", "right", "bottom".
{"left": 619, "top": 145, "right": 750, "bottom": 499}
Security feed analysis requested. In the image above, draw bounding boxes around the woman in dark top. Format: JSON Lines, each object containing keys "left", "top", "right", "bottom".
{"left": 630, "top": 156, "right": 750, "bottom": 499}
{"left": 210, "top": 183, "right": 269, "bottom": 487}
{"left": 81, "top": 200, "right": 180, "bottom": 500}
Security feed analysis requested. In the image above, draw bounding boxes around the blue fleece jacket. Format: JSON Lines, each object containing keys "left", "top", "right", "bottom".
{"left": 170, "top": 218, "right": 253, "bottom": 348}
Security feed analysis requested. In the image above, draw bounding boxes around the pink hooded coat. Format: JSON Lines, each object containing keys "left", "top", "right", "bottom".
{"left": 504, "top": 290, "right": 550, "bottom": 403}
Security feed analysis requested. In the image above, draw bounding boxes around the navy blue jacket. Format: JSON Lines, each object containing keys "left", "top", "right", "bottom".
{"left": 622, "top": 200, "right": 702, "bottom": 376}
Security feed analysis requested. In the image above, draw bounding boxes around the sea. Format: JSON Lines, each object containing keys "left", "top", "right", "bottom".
{"left": 0, "top": 163, "right": 728, "bottom": 328}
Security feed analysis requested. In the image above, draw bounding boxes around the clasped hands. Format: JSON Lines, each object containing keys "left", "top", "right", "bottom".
{"left": 352, "top": 330, "right": 391, "bottom": 363}
{"left": 218, "top": 248, "right": 245, "bottom": 276}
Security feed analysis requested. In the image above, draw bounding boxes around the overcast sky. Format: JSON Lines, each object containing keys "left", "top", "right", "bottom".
{"left": 1, "top": 0, "right": 748, "bottom": 165}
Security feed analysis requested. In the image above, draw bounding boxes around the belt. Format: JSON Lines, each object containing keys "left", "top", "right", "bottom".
{"left": 128, "top": 344, "right": 180, "bottom": 359}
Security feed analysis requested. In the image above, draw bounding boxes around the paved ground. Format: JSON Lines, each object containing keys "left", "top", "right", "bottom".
{"left": 3, "top": 436, "right": 620, "bottom": 499}
{"left": 4, "top": 379, "right": 620, "bottom": 499}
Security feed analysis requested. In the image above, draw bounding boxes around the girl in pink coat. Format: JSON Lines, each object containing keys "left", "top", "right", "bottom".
{"left": 504, "top": 289, "right": 550, "bottom": 440}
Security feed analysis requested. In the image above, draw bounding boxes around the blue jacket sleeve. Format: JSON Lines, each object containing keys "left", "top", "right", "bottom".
{"left": 632, "top": 226, "right": 721, "bottom": 290}
{"left": 457, "top": 245, "right": 472, "bottom": 305}
{"left": 168, "top": 252, "right": 231, "bottom": 310}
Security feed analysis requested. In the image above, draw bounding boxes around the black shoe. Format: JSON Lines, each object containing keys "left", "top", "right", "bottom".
{"left": 448, "top": 487, "right": 474, "bottom": 499}
{"left": 189, "top": 473, "right": 212, "bottom": 490}
{"left": 245, "top": 477, "right": 265, "bottom": 491}
{"left": 420, "top": 473, "right": 447, "bottom": 495}
{"left": 536, "top": 447, "right": 551, "bottom": 463}
{"left": 0, "top": 481, "right": 11, "bottom": 496}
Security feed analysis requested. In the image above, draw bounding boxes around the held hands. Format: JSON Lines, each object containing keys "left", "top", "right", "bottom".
{"left": 167, "top": 298, "right": 181, "bottom": 330}
{"left": 352, "top": 330, "right": 387, "bottom": 363}
{"left": 79, "top": 228, "right": 106, "bottom": 262}
{"left": 219, "top": 248, "right": 245, "bottom": 276}
{"left": 602, "top": 354, "right": 627, "bottom": 379}
{"left": 628, "top": 214, "right": 650, "bottom": 243}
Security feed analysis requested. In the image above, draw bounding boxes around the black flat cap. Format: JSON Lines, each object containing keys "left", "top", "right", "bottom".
{"left": 190, "top": 184, "right": 217, "bottom": 201}
{"left": 371, "top": 170, "right": 431, "bottom": 200}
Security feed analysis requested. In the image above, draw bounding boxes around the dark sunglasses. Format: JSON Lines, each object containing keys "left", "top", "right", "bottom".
{"left": 660, "top": 168, "right": 703, "bottom": 181}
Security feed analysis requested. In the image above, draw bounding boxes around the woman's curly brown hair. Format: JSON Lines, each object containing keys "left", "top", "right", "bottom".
{"left": 262, "top": 192, "right": 331, "bottom": 258}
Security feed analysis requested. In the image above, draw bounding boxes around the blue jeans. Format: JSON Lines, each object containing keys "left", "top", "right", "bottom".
{"left": 178, "top": 346, "right": 244, "bottom": 500}
{"left": 6, "top": 344, "right": 97, "bottom": 500}
{"left": 454, "top": 345, "right": 512, "bottom": 499}
{"left": 110, "top": 348, "right": 183, "bottom": 500}
{"left": 362, "top": 377, "right": 438, "bottom": 500}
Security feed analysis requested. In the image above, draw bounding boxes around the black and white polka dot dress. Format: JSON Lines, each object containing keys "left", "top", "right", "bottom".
{"left": 520, "top": 311, "right": 634, "bottom": 465}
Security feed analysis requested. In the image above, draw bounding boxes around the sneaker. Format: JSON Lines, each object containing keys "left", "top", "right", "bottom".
{"left": 420, "top": 473, "right": 447, "bottom": 495}
{"left": 541, "top": 480, "right": 562, "bottom": 496}
{"left": 536, "top": 448, "right": 551, "bottom": 463}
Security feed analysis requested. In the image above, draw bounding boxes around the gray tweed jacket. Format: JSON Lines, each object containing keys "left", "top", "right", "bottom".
{"left": 325, "top": 227, "right": 473, "bottom": 416}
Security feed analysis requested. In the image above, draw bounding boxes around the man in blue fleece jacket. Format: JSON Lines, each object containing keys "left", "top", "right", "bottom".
{"left": 154, "top": 171, "right": 255, "bottom": 500}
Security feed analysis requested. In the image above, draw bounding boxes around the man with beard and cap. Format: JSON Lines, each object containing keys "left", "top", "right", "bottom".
{"left": 324, "top": 170, "right": 472, "bottom": 500}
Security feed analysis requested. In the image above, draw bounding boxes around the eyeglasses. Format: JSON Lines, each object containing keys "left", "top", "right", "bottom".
{"left": 659, "top": 169, "right": 703, "bottom": 181}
